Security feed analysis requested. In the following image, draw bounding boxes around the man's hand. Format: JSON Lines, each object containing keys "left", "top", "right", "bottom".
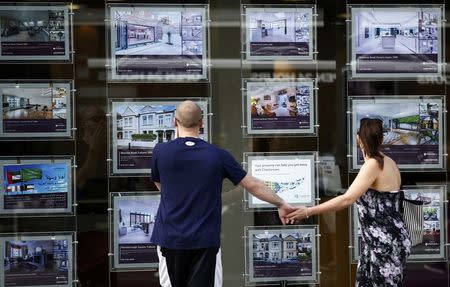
{"left": 277, "top": 202, "right": 296, "bottom": 225}
{"left": 286, "top": 206, "right": 308, "bottom": 224}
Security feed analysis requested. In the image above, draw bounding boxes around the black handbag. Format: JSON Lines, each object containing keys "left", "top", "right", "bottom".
{"left": 400, "top": 190, "right": 427, "bottom": 246}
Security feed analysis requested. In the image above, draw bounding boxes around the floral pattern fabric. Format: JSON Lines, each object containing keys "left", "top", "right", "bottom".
{"left": 355, "top": 189, "right": 411, "bottom": 287}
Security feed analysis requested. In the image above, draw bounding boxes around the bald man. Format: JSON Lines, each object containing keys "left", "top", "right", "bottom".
{"left": 150, "top": 101, "right": 295, "bottom": 287}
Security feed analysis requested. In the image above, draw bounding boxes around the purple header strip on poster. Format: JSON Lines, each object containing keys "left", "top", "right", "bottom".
{"left": 119, "top": 243, "right": 158, "bottom": 265}
{"left": 2, "top": 42, "right": 66, "bottom": 56}
{"left": 118, "top": 149, "right": 152, "bottom": 170}
{"left": 357, "top": 145, "right": 439, "bottom": 166}
{"left": 250, "top": 42, "right": 309, "bottom": 56}
{"left": 4, "top": 119, "right": 67, "bottom": 133}
{"left": 116, "top": 55, "right": 203, "bottom": 76}
{"left": 356, "top": 54, "right": 439, "bottom": 73}
{"left": 4, "top": 193, "right": 68, "bottom": 210}
{"left": 252, "top": 115, "right": 310, "bottom": 130}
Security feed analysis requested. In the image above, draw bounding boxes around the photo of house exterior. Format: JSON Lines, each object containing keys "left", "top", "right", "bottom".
{"left": 247, "top": 227, "right": 317, "bottom": 283}
{"left": 111, "top": 100, "right": 208, "bottom": 174}
{"left": 252, "top": 232, "right": 312, "bottom": 263}
{"left": 116, "top": 104, "right": 176, "bottom": 146}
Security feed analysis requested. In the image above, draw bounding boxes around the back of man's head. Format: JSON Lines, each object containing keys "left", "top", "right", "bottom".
{"left": 175, "top": 100, "right": 202, "bottom": 128}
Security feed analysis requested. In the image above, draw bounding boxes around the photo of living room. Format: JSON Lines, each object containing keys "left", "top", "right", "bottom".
{"left": 250, "top": 83, "right": 310, "bottom": 119}
{"left": 117, "top": 195, "right": 160, "bottom": 244}
{"left": 4, "top": 239, "right": 68, "bottom": 277}
{"left": 0, "top": 9, "right": 65, "bottom": 43}
{"left": 354, "top": 8, "right": 439, "bottom": 55}
{"left": 2, "top": 86, "right": 67, "bottom": 123}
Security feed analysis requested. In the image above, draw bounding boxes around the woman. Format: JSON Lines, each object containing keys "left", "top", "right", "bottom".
{"left": 287, "top": 118, "right": 411, "bottom": 286}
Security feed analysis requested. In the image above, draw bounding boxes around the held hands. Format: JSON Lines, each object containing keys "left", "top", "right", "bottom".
{"left": 277, "top": 202, "right": 297, "bottom": 225}
{"left": 286, "top": 206, "right": 309, "bottom": 225}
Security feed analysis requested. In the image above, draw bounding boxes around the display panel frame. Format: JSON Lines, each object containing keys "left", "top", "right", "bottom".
{"left": 0, "top": 232, "right": 76, "bottom": 287}
{"left": 241, "top": 4, "right": 317, "bottom": 62}
{"left": 0, "top": 2, "right": 73, "bottom": 63}
{"left": 244, "top": 225, "right": 319, "bottom": 285}
{"left": 347, "top": 4, "right": 445, "bottom": 79}
{"left": 348, "top": 96, "right": 446, "bottom": 171}
{"left": 0, "top": 156, "right": 75, "bottom": 217}
{"left": 0, "top": 80, "right": 74, "bottom": 139}
{"left": 243, "top": 152, "right": 318, "bottom": 210}
{"left": 350, "top": 185, "right": 448, "bottom": 262}
{"left": 109, "top": 191, "right": 160, "bottom": 272}
{"left": 242, "top": 78, "right": 317, "bottom": 137}
{"left": 106, "top": 3, "right": 210, "bottom": 82}
{"left": 108, "top": 98, "right": 211, "bottom": 176}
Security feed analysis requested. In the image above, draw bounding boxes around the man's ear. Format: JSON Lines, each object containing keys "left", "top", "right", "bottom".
{"left": 174, "top": 118, "right": 178, "bottom": 127}
{"left": 199, "top": 118, "right": 204, "bottom": 129}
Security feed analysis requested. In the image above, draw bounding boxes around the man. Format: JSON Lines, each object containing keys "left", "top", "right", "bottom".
{"left": 151, "top": 100, "right": 295, "bottom": 287}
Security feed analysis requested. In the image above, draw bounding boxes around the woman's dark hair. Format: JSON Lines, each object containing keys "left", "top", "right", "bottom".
{"left": 357, "top": 118, "right": 384, "bottom": 169}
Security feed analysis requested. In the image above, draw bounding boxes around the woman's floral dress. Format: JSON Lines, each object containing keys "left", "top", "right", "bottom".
{"left": 355, "top": 188, "right": 411, "bottom": 287}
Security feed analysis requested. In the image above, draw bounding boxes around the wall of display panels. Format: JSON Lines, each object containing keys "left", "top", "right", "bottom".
{"left": 345, "top": 1, "right": 449, "bottom": 286}
{"left": 239, "top": 1, "right": 322, "bottom": 286}
{"left": 0, "top": 1, "right": 79, "bottom": 287}
{"left": 104, "top": 0, "right": 213, "bottom": 280}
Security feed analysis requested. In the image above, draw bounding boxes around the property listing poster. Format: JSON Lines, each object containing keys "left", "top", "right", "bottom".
{"left": 247, "top": 154, "right": 315, "bottom": 208}
{"left": 351, "top": 97, "right": 444, "bottom": 170}
{"left": 0, "top": 234, "right": 73, "bottom": 287}
{"left": 113, "top": 194, "right": 160, "bottom": 269}
{"left": 109, "top": 5, "right": 208, "bottom": 80}
{"left": 0, "top": 82, "right": 71, "bottom": 138}
{"left": 352, "top": 186, "right": 445, "bottom": 261}
{"left": 247, "top": 226, "right": 317, "bottom": 283}
{"left": 111, "top": 99, "right": 208, "bottom": 175}
{"left": 0, "top": 159, "right": 71, "bottom": 215}
{"left": 245, "top": 6, "right": 314, "bottom": 60}
{"left": 0, "top": 4, "right": 70, "bottom": 61}
{"left": 246, "top": 80, "right": 314, "bottom": 135}
{"left": 351, "top": 6, "right": 442, "bottom": 77}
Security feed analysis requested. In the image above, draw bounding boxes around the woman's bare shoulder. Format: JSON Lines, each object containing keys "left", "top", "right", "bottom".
{"left": 361, "top": 158, "right": 382, "bottom": 171}
{"left": 383, "top": 155, "right": 398, "bottom": 166}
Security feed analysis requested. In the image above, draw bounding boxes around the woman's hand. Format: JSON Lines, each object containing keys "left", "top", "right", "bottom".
{"left": 286, "top": 206, "right": 308, "bottom": 224}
